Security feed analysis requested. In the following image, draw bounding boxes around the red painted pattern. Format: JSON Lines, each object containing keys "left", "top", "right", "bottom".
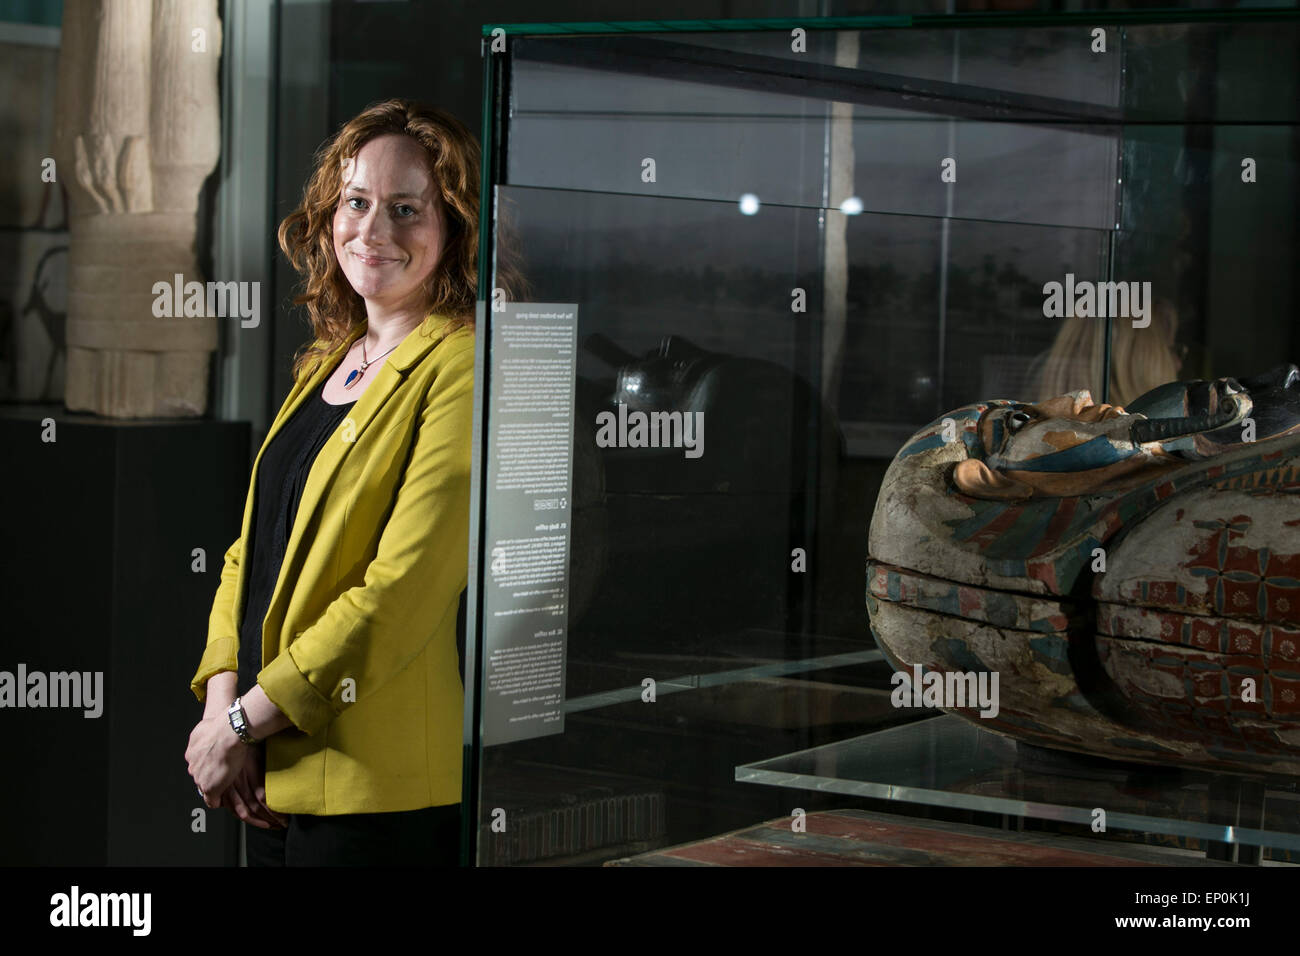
{"left": 648, "top": 812, "right": 1165, "bottom": 867}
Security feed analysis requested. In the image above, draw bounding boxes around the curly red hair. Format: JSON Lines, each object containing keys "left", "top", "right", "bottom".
{"left": 277, "top": 98, "right": 524, "bottom": 381}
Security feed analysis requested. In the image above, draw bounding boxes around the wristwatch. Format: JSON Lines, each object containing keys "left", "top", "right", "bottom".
{"left": 227, "top": 697, "right": 257, "bottom": 744}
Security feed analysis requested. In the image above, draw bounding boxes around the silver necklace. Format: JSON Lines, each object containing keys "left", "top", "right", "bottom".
{"left": 343, "top": 337, "right": 401, "bottom": 389}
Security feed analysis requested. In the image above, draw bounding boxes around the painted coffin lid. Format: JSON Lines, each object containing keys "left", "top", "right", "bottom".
{"left": 867, "top": 406, "right": 1300, "bottom": 774}
{"left": 1090, "top": 458, "right": 1300, "bottom": 761}
{"left": 869, "top": 405, "right": 1300, "bottom": 599}
{"left": 1092, "top": 471, "right": 1300, "bottom": 628}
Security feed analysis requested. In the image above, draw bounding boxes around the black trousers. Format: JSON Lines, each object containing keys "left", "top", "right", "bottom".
{"left": 244, "top": 803, "right": 461, "bottom": 866}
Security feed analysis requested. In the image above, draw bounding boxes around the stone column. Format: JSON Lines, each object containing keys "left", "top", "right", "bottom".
{"left": 53, "top": 0, "right": 222, "bottom": 417}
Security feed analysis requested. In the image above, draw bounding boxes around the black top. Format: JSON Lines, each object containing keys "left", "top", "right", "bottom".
{"left": 237, "top": 388, "right": 358, "bottom": 695}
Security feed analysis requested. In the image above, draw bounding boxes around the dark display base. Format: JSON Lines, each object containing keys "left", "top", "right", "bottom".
{"left": 0, "top": 404, "right": 249, "bottom": 865}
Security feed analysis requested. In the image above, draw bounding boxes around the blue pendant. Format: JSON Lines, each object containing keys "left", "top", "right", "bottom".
{"left": 344, "top": 368, "right": 361, "bottom": 388}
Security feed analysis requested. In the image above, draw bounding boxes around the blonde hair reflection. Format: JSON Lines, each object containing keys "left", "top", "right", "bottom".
{"left": 1031, "top": 300, "right": 1181, "bottom": 407}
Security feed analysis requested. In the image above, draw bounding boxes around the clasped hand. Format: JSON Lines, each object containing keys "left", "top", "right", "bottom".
{"left": 186, "top": 717, "right": 287, "bottom": 829}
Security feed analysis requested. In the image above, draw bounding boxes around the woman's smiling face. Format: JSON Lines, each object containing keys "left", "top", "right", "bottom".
{"left": 333, "top": 133, "right": 447, "bottom": 314}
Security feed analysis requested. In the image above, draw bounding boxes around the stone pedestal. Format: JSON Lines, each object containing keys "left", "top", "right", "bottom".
{"left": 0, "top": 407, "right": 248, "bottom": 864}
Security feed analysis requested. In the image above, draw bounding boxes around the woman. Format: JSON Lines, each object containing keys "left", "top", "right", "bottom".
{"left": 184, "top": 99, "right": 482, "bottom": 866}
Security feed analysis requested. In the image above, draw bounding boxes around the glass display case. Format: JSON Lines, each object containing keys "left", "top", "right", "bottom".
{"left": 463, "top": 10, "right": 1300, "bottom": 866}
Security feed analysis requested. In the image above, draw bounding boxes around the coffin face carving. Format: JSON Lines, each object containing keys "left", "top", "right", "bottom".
{"left": 953, "top": 391, "right": 1173, "bottom": 500}
{"left": 868, "top": 366, "right": 1300, "bottom": 776}
{"left": 953, "top": 367, "right": 1300, "bottom": 501}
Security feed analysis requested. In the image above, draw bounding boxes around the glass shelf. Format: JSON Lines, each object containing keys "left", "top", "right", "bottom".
{"left": 736, "top": 714, "right": 1300, "bottom": 852}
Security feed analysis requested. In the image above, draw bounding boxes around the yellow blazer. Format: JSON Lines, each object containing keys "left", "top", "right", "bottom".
{"left": 191, "top": 314, "right": 474, "bottom": 814}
